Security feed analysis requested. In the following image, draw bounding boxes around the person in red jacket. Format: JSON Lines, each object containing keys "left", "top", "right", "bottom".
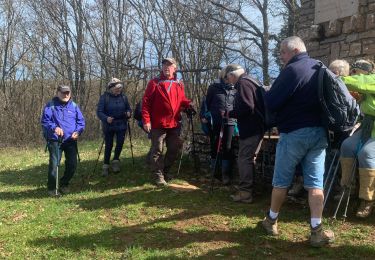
{"left": 142, "top": 57, "right": 192, "bottom": 186}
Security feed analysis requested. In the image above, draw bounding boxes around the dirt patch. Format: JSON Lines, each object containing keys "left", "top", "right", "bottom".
{"left": 168, "top": 182, "right": 200, "bottom": 192}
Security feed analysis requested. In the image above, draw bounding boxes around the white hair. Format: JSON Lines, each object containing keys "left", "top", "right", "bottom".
{"left": 281, "top": 36, "right": 307, "bottom": 53}
{"left": 328, "top": 60, "right": 350, "bottom": 76}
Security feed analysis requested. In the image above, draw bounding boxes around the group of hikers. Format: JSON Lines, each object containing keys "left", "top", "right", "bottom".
{"left": 40, "top": 35, "right": 375, "bottom": 248}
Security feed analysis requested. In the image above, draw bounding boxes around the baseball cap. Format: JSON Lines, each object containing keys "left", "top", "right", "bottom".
{"left": 351, "top": 60, "right": 374, "bottom": 73}
{"left": 57, "top": 85, "right": 71, "bottom": 92}
{"left": 107, "top": 77, "right": 124, "bottom": 89}
{"left": 162, "top": 57, "right": 177, "bottom": 65}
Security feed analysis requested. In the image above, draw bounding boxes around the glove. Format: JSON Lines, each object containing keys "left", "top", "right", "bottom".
{"left": 125, "top": 111, "right": 132, "bottom": 119}
{"left": 185, "top": 105, "right": 197, "bottom": 117}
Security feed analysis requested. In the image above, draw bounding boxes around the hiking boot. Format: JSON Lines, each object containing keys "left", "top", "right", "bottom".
{"left": 230, "top": 191, "right": 253, "bottom": 203}
{"left": 155, "top": 175, "right": 168, "bottom": 186}
{"left": 164, "top": 167, "right": 172, "bottom": 181}
{"left": 262, "top": 214, "right": 278, "bottom": 236}
{"left": 102, "top": 164, "right": 109, "bottom": 177}
{"left": 48, "top": 189, "right": 61, "bottom": 197}
{"left": 59, "top": 186, "right": 70, "bottom": 195}
{"left": 111, "top": 160, "right": 120, "bottom": 174}
{"left": 310, "top": 224, "right": 334, "bottom": 247}
{"left": 288, "top": 180, "right": 304, "bottom": 197}
{"left": 356, "top": 200, "right": 375, "bottom": 218}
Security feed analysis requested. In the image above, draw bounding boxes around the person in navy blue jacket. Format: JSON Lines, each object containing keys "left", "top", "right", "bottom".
{"left": 205, "top": 73, "right": 237, "bottom": 185}
{"left": 261, "top": 36, "right": 334, "bottom": 247}
{"left": 41, "top": 85, "right": 85, "bottom": 196}
{"left": 97, "top": 78, "right": 132, "bottom": 176}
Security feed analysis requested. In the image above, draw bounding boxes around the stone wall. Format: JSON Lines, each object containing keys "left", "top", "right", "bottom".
{"left": 298, "top": 0, "right": 375, "bottom": 65}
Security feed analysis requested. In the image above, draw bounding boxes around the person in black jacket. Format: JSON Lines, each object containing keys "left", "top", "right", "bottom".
{"left": 205, "top": 72, "right": 237, "bottom": 185}
{"left": 222, "top": 64, "right": 264, "bottom": 203}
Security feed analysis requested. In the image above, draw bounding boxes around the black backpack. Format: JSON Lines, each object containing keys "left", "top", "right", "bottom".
{"left": 317, "top": 61, "right": 360, "bottom": 133}
{"left": 133, "top": 101, "right": 142, "bottom": 121}
{"left": 242, "top": 75, "right": 277, "bottom": 130}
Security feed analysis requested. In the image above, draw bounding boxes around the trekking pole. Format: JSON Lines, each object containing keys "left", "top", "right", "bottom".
{"left": 55, "top": 136, "right": 63, "bottom": 196}
{"left": 177, "top": 114, "right": 194, "bottom": 176}
{"left": 343, "top": 159, "right": 358, "bottom": 219}
{"left": 176, "top": 147, "right": 184, "bottom": 176}
{"left": 188, "top": 112, "right": 200, "bottom": 173}
{"left": 75, "top": 141, "right": 81, "bottom": 162}
{"left": 127, "top": 121, "right": 135, "bottom": 165}
{"left": 90, "top": 138, "right": 105, "bottom": 180}
{"left": 210, "top": 120, "right": 224, "bottom": 194}
{"left": 333, "top": 140, "right": 363, "bottom": 219}
{"left": 323, "top": 154, "right": 340, "bottom": 208}
{"left": 333, "top": 159, "right": 357, "bottom": 219}
{"left": 324, "top": 149, "right": 339, "bottom": 189}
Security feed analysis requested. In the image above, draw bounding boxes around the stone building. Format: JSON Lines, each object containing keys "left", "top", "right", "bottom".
{"left": 298, "top": 0, "right": 375, "bottom": 65}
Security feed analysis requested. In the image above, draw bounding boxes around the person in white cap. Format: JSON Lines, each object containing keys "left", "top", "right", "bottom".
{"left": 97, "top": 78, "right": 132, "bottom": 176}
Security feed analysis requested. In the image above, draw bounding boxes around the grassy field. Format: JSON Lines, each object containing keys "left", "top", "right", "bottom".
{"left": 0, "top": 139, "right": 375, "bottom": 259}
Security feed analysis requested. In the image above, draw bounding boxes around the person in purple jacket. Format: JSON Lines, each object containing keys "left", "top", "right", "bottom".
{"left": 41, "top": 85, "right": 85, "bottom": 196}
{"left": 261, "top": 36, "right": 334, "bottom": 247}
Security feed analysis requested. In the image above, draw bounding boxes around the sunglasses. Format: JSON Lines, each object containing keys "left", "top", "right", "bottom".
{"left": 60, "top": 91, "right": 70, "bottom": 95}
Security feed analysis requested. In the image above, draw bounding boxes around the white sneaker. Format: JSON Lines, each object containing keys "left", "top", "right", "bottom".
{"left": 111, "top": 160, "right": 120, "bottom": 173}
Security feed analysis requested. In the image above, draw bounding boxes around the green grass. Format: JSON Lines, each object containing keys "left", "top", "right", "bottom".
{"left": 0, "top": 139, "right": 375, "bottom": 259}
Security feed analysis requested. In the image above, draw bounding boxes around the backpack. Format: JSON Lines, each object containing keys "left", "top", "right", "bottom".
{"left": 133, "top": 101, "right": 142, "bottom": 121}
{"left": 317, "top": 61, "right": 360, "bottom": 133}
{"left": 199, "top": 96, "right": 212, "bottom": 135}
{"left": 241, "top": 75, "right": 277, "bottom": 130}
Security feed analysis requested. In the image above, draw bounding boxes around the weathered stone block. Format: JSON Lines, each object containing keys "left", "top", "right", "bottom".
{"left": 330, "top": 42, "right": 340, "bottom": 61}
{"left": 320, "top": 35, "right": 346, "bottom": 44}
{"left": 359, "top": 0, "right": 368, "bottom": 6}
{"left": 309, "top": 47, "right": 330, "bottom": 57}
{"left": 341, "top": 42, "right": 350, "bottom": 51}
{"left": 367, "top": 13, "right": 375, "bottom": 29}
{"left": 343, "top": 15, "right": 365, "bottom": 33}
{"left": 325, "top": 20, "right": 343, "bottom": 37}
{"left": 306, "top": 41, "right": 320, "bottom": 51}
{"left": 359, "top": 29, "right": 375, "bottom": 38}
{"left": 369, "top": 3, "right": 375, "bottom": 11}
{"left": 349, "top": 42, "right": 362, "bottom": 56}
{"left": 363, "top": 39, "right": 375, "bottom": 54}
{"left": 346, "top": 33, "right": 359, "bottom": 43}
{"left": 340, "top": 50, "right": 349, "bottom": 58}
{"left": 309, "top": 25, "right": 322, "bottom": 40}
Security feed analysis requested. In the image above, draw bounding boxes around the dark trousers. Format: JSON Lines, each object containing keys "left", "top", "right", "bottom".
{"left": 210, "top": 124, "right": 235, "bottom": 160}
{"left": 47, "top": 141, "right": 77, "bottom": 190}
{"left": 104, "top": 129, "right": 126, "bottom": 164}
{"left": 150, "top": 128, "right": 182, "bottom": 177}
{"left": 237, "top": 134, "right": 263, "bottom": 192}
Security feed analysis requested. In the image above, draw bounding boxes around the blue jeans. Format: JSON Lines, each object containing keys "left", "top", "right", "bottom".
{"left": 272, "top": 127, "right": 328, "bottom": 189}
{"left": 104, "top": 129, "right": 126, "bottom": 164}
{"left": 341, "top": 129, "right": 375, "bottom": 169}
{"left": 47, "top": 141, "right": 77, "bottom": 190}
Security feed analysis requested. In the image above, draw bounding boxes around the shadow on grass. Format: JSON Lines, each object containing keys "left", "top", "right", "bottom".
{"left": 30, "top": 212, "right": 375, "bottom": 259}
{"left": 0, "top": 154, "right": 153, "bottom": 200}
